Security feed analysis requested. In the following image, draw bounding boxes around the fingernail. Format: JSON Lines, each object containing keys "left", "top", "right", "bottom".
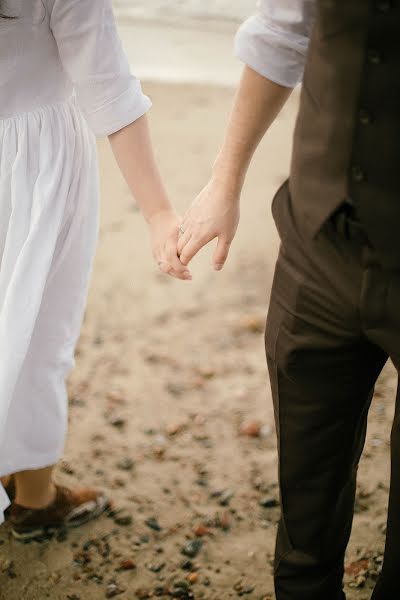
{"left": 214, "top": 264, "right": 223, "bottom": 271}
{"left": 184, "top": 273, "right": 192, "bottom": 280}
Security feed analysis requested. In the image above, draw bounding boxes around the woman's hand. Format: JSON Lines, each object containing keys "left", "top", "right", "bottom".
{"left": 148, "top": 209, "right": 192, "bottom": 280}
{"left": 177, "top": 178, "right": 240, "bottom": 270}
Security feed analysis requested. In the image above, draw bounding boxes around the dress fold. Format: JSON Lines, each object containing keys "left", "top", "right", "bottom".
{"left": 0, "top": 98, "right": 99, "bottom": 524}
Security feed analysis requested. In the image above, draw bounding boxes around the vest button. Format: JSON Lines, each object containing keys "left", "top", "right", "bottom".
{"left": 351, "top": 166, "right": 366, "bottom": 183}
{"left": 375, "top": 0, "right": 391, "bottom": 12}
{"left": 367, "top": 49, "right": 382, "bottom": 64}
{"left": 359, "top": 109, "right": 373, "bottom": 125}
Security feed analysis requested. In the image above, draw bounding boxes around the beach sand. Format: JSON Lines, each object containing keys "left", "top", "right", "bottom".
{"left": 0, "top": 78, "right": 396, "bottom": 600}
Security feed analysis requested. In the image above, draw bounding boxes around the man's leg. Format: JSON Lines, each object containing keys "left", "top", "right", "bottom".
{"left": 366, "top": 269, "right": 400, "bottom": 599}
{"left": 265, "top": 197, "right": 387, "bottom": 599}
{"left": 371, "top": 380, "right": 400, "bottom": 599}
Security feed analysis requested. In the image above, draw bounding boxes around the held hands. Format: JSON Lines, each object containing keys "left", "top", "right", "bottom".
{"left": 177, "top": 178, "right": 240, "bottom": 271}
{"left": 149, "top": 178, "right": 240, "bottom": 280}
{"left": 148, "top": 209, "right": 192, "bottom": 281}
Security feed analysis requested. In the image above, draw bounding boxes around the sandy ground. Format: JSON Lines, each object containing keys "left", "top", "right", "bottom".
{"left": 0, "top": 82, "right": 397, "bottom": 600}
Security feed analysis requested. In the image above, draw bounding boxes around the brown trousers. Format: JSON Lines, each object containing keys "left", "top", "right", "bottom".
{"left": 265, "top": 183, "right": 400, "bottom": 600}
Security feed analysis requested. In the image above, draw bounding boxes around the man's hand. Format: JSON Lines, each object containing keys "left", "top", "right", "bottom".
{"left": 177, "top": 179, "right": 240, "bottom": 271}
{"left": 176, "top": 67, "right": 291, "bottom": 272}
{"left": 148, "top": 209, "right": 192, "bottom": 280}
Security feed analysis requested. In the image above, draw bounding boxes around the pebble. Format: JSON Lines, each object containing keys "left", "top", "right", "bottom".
{"left": 240, "top": 315, "right": 265, "bottom": 334}
{"left": 117, "top": 559, "right": 136, "bottom": 571}
{"left": 192, "top": 524, "right": 212, "bottom": 537}
{"left": 215, "top": 511, "right": 231, "bottom": 531}
{"left": 348, "top": 574, "right": 366, "bottom": 589}
{"left": 171, "top": 581, "right": 195, "bottom": 600}
{"left": 181, "top": 539, "right": 203, "bottom": 558}
{"left": 116, "top": 457, "right": 135, "bottom": 471}
{"left": 146, "top": 562, "right": 166, "bottom": 573}
{"left": 187, "top": 572, "right": 199, "bottom": 584}
{"left": 259, "top": 497, "right": 279, "bottom": 509}
{"left": 166, "top": 422, "right": 187, "bottom": 436}
{"left": 105, "top": 583, "right": 125, "bottom": 598}
{"left": 239, "top": 420, "right": 264, "bottom": 438}
{"left": 145, "top": 517, "right": 162, "bottom": 532}
{"left": 219, "top": 489, "right": 235, "bottom": 507}
{"left": 195, "top": 478, "right": 208, "bottom": 488}
{"left": 180, "top": 559, "right": 194, "bottom": 571}
{"left": 112, "top": 510, "right": 133, "bottom": 527}
{"left": 107, "top": 412, "right": 126, "bottom": 429}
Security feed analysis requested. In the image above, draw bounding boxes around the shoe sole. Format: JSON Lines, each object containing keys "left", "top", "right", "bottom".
{"left": 11, "top": 494, "right": 110, "bottom": 542}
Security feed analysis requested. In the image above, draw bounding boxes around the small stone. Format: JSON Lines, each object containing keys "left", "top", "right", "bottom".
{"left": 107, "top": 412, "right": 126, "bottom": 429}
{"left": 242, "top": 315, "right": 264, "bottom": 333}
{"left": 106, "top": 583, "right": 125, "bottom": 598}
{"left": 112, "top": 510, "right": 133, "bottom": 526}
{"left": 219, "top": 490, "right": 235, "bottom": 507}
{"left": 241, "top": 586, "right": 255, "bottom": 595}
{"left": 180, "top": 559, "right": 194, "bottom": 571}
{"left": 173, "top": 581, "right": 190, "bottom": 592}
{"left": 259, "top": 497, "right": 279, "bottom": 509}
{"left": 146, "top": 562, "right": 165, "bottom": 573}
{"left": 240, "top": 421, "right": 263, "bottom": 438}
{"left": 215, "top": 511, "right": 231, "bottom": 531}
{"left": 117, "top": 559, "right": 136, "bottom": 571}
{"left": 145, "top": 517, "right": 162, "bottom": 532}
{"left": 195, "top": 478, "right": 208, "bottom": 488}
{"left": 192, "top": 524, "right": 212, "bottom": 537}
{"left": 166, "top": 382, "right": 186, "bottom": 396}
{"left": 345, "top": 559, "right": 369, "bottom": 576}
{"left": 166, "top": 422, "right": 187, "bottom": 436}
{"left": 348, "top": 574, "right": 366, "bottom": 589}
{"left": 187, "top": 572, "right": 199, "bottom": 584}
{"left": 116, "top": 458, "right": 135, "bottom": 471}
{"left": 181, "top": 540, "right": 203, "bottom": 558}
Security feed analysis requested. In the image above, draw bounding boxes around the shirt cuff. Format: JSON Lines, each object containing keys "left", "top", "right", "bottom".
{"left": 234, "top": 16, "right": 307, "bottom": 88}
{"left": 84, "top": 77, "right": 152, "bottom": 138}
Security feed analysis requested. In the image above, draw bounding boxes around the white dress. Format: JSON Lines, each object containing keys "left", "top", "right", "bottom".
{"left": 0, "top": 0, "right": 151, "bottom": 523}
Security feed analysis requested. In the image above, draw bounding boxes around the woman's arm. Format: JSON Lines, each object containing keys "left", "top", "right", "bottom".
{"left": 108, "top": 116, "right": 191, "bottom": 280}
{"left": 48, "top": 0, "right": 190, "bottom": 280}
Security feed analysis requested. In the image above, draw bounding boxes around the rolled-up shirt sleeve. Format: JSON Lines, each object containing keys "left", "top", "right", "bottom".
{"left": 48, "top": 0, "right": 151, "bottom": 137}
{"left": 235, "top": 0, "right": 316, "bottom": 88}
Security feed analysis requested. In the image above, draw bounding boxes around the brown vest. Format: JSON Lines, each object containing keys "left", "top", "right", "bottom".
{"left": 289, "top": 0, "right": 400, "bottom": 269}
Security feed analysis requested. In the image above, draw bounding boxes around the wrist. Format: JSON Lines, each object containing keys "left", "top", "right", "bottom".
{"left": 211, "top": 154, "right": 247, "bottom": 197}
{"left": 146, "top": 205, "right": 177, "bottom": 227}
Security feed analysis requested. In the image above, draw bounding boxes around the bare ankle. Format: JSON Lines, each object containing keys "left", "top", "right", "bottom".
{"left": 15, "top": 482, "right": 57, "bottom": 510}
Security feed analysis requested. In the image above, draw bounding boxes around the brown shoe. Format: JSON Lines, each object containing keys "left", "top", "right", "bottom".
{"left": 10, "top": 484, "right": 109, "bottom": 541}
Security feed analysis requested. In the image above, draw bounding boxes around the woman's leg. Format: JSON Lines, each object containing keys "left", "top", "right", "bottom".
{"left": 14, "top": 466, "right": 56, "bottom": 509}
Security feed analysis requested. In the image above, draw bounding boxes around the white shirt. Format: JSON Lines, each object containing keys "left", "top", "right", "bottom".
{"left": 235, "top": 0, "right": 316, "bottom": 88}
{"left": 0, "top": 0, "right": 151, "bottom": 135}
